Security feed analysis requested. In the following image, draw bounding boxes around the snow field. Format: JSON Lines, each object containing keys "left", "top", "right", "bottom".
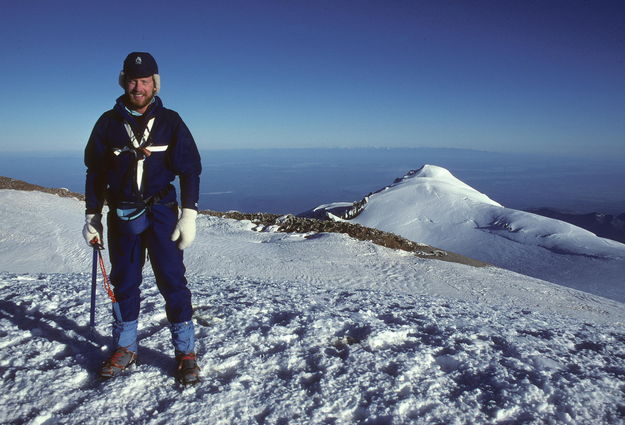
{"left": 2, "top": 189, "right": 625, "bottom": 424}
{"left": 1, "top": 273, "right": 624, "bottom": 424}
{"left": 0, "top": 191, "right": 91, "bottom": 274}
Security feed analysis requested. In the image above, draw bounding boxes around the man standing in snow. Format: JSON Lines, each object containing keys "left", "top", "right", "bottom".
{"left": 82, "top": 52, "right": 202, "bottom": 385}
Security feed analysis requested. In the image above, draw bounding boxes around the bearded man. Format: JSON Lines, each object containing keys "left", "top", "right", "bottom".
{"left": 83, "top": 52, "right": 202, "bottom": 385}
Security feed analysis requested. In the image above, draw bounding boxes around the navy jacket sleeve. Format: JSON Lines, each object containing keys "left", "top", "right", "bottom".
{"left": 169, "top": 113, "right": 202, "bottom": 210}
{"left": 84, "top": 113, "right": 110, "bottom": 214}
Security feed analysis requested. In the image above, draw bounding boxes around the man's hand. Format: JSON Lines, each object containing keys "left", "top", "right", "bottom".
{"left": 171, "top": 208, "right": 197, "bottom": 250}
{"left": 83, "top": 213, "right": 103, "bottom": 247}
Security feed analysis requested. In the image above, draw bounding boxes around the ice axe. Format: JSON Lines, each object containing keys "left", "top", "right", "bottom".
{"left": 89, "top": 238, "right": 103, "bottom": 334}
{"left": 88, "top": 238, "right": 116, "bottom": 337}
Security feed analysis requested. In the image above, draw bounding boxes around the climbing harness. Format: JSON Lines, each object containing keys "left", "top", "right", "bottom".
{"left": 112, "top": 117, "right": 171, "bottom": 235}
{"left": 113, "top": 117, "right": 168, "bottom": 191}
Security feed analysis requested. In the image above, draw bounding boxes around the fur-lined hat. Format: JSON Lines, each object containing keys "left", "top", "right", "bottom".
{"left": 118, "top": 52, "right": 160, "bottom": 93}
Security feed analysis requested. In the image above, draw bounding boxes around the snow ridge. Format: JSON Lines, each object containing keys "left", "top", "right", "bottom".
{"left": 389, "top": 165, "right": 501, "bottom": 208}
{"left": 311, "top": 165, "right": 625, "bottom": 302}
{"left": 1, "top": 186, "right": 625, "bottom": 424}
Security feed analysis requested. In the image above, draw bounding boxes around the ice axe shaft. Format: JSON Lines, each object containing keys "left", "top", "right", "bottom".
{"left": 90, "top": 244, "right": 98, "bottom": 330}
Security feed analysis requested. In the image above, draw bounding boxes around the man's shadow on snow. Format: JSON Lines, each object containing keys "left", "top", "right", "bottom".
{"left": 0, "top": 299, "right": 171, "bottom": 376}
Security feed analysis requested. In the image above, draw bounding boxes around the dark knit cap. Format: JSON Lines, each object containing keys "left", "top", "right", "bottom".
{"left": 123, "top": 52, "right": 158, "bottom": 79}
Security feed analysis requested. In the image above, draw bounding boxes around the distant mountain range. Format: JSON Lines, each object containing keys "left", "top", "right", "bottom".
{"left": 527, "top": 208, "right": 625, "bottom": 244}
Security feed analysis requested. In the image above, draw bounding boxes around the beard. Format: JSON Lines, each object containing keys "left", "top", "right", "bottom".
{"left": 126, "top": 89, "right": 155, "bottom": 112}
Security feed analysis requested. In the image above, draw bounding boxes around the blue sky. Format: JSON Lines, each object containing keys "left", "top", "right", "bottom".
{"left": 1, "top": 0, "right": 624, "bottom": 158}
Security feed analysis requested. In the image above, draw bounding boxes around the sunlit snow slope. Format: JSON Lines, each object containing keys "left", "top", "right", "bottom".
{"left": 1, "top": 188, "right": 625, "bottom": 425}
{"left": 312, "top": 165, "right": 625, "bottom": 302}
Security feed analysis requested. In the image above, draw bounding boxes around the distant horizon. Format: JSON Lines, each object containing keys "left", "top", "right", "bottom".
{"left": 1, "top": 147, "right": 623, "bottom": 216}
{"left": 2, "top": 1, "right": 624, "bottom": 159}
{"left": 0, "top": 145, "right": 622, "bottom": 162}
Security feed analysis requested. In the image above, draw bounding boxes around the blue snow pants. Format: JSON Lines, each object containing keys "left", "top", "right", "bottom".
{"left": 107, "top": 204, "right": 194, "bottom": 353}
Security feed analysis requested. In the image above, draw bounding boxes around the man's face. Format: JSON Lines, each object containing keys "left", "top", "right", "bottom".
{"left": 125, "top": 76, "right": 155, "bottom": 113}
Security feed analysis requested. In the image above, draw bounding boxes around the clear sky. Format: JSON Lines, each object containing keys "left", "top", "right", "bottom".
{"left": 1, "top": 0, "right": 624, "bottom": 158}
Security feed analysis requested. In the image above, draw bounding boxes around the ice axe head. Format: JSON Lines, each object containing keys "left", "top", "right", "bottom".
{"left": 90, "top": 237, "right": 104, "bottom": 250}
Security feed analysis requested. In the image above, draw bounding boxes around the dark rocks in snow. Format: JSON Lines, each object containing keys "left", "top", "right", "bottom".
{"left": 0, "top": 175, "right": 488, "bottom": 268}
{"left": 201, "top": 210, "right": 489, "bottom": 268}
{"left": 0, "top": 176, "right": 84, "bottom": 201}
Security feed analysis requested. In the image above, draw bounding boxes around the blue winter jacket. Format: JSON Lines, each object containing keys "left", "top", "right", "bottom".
{"left": 84, "top": 96, "right": 201, "bottom": 214}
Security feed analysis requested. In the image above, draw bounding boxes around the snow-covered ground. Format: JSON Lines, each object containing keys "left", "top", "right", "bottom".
{"left": 312, "top": 165, "right": 625, "bottom": 303}
{"left": 1, "top": 189, "right": 625, "bottom": 424}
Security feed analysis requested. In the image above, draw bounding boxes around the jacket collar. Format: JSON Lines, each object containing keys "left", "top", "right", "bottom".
{"left": 114, "top": 95, "right": 162, "bottom": 123}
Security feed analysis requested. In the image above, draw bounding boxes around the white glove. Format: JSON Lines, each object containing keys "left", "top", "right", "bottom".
{"left": 83, "top": 213, "right": 103, "bottom": 247}
{"left": 171, "top": 208, "right": 197, "bottom": 250}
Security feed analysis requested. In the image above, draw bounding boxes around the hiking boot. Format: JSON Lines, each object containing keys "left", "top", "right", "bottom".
{"left": 99, "top": 347, "right": 137, "bottom": 378}
{"left": 176, "top": 352, "right": 200, "bottom": 385}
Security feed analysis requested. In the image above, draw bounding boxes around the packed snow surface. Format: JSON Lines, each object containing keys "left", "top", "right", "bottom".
{"left": 1, "top": 189, "right": 625, "bottom": 425}
{"left": 317, "top": 165, "right": 625, "bottom": 302}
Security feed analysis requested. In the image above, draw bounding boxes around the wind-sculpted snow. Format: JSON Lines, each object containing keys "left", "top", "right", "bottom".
{"left": 480, "top": 208, "right": 623, "bottom": 258}
{"left": 2, "top": 188, "right": 625, "bottom": 424}
{"left": 387, "top": 166, "right": 502, "bottom": 208}
{"left": 1, "top": 274, "right": 624, "bottom": 424}
{"left": 529, "top": 208, "right": 625, "bottom": 244}
{"left": 313, "top": 165, "right": 625, "bottom": 302}
{"left": 0, "top": 190, "right": 91, "bottom": 273}
{"left": 2, "top": 189, "right": 622, "bottom": 325}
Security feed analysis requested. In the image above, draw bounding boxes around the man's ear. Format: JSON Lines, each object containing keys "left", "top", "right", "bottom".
{"left": 153, "top": 74, "right": 161, "bottom": 94}
{"left": 118, "top": 71, "right": 126, "bottom": 90}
